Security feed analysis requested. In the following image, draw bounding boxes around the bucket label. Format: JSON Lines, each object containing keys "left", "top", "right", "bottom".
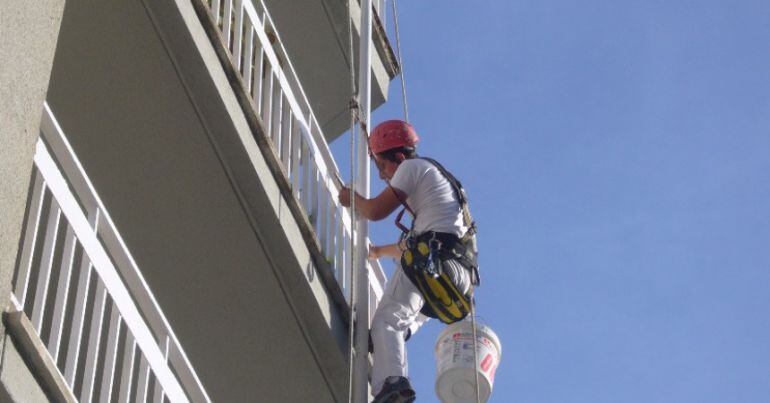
{"left": 480, "top": 354, "right": 493, "bottom": 372}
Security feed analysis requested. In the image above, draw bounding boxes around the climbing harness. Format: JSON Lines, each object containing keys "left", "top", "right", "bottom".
{"left": 396, "top": 157, "right": 480, "bottom": 324}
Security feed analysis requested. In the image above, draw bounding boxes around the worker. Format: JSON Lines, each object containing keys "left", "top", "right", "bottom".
{"left": 339, "top": 120, "right": 478, "bottom": 403}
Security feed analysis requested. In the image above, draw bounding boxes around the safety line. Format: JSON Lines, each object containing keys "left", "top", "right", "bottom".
{"left": 470, "top": 288, "right": 482, "bottom": 403}
{"left": 391, "top": 0, "right": 410, "bottom": 123}
{"left": 346, "top": 0, "right": 358, "bottom": 401}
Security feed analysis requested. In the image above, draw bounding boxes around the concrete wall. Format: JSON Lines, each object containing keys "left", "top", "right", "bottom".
{"left": 0, "top": 1, "right": 66, "bottom": 398}
{"left": 0, "top": 336, "right": 49, "bottom": 403}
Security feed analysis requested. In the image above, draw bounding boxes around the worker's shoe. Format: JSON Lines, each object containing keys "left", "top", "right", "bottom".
{"left": 372, "top": 376, "right": 416, "bottom": 403}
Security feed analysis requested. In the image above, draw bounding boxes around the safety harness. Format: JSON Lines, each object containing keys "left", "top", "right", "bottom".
{"left": 395, "top": 157, "right": 480, "bottom": 324}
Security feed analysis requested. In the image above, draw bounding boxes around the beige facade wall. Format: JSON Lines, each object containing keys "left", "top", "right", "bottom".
{"left": 0, "top": 0, "right": 66, "bottom": 398}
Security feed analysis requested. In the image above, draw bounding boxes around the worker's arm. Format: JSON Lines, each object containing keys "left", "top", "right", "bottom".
{"left": 338, "top": 185, "right": 403, "bottom": 221}
{"left": 369, "top": 240, "right": 407, "bottom": 260}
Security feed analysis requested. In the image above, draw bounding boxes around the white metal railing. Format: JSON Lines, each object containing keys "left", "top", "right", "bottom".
{"left": 11, "top": 104, "right": 211, "bottom": 403}
{"left": 201, "top": 0, "right": 387, "bottom": 318}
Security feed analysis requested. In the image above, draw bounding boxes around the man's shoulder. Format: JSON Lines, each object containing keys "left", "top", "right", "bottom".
{"left": 401, "top": 157, "right": 435, "bottom": 170}
{"left": 391, "top": 158, "right": 433, "bottom": 192}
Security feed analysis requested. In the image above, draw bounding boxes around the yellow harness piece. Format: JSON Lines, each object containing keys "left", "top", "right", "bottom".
{"left": 402, "top": 241, "right": 472, "bottom": 323}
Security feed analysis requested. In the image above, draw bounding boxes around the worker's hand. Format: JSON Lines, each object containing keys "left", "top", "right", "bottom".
{"left": 368, "top": 244, "right": 380, "bottom": 260}
{"left": 338, "top": 186, "right": 352, "bottom": 207}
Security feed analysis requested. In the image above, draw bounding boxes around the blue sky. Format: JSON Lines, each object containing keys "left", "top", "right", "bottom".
{"left": 334, "top": 1, "right": 770, "bottom": 402}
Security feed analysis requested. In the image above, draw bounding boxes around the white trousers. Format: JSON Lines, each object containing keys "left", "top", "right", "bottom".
{"left": 370, "top": 264, "right": 429, "bottom": 395}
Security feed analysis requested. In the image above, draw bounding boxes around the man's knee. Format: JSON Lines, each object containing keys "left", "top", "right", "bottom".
{"left": 372, "top": 304, "right": 410, "bottom": 334}
{"left": 371, "top": 309, "right": 396, "bottom": 335}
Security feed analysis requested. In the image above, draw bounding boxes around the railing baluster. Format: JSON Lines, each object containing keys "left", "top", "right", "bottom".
{"left": 301, "top": 139, "right": 311, "bottom": 210}
{"left": 252, "top": 48, "right": 265, "bottom": 110}
{"left": 242, "top": 22, "right": 253, "bottom": 92}
{"left": 14, "top": 169, "right": 46, "bottom": 306}
{"left": 48, "top": 224, "right": 78, "bottom": 360}
{"left": 336, "top": 226, "right": 346, "bottom": 298}
{"left": 117, "top": 334, "right": 136, "bottom": 403}
{"left": 272, "top": 85, "right": 283, "bottom": 147}
{"left": 81, "top": 280, "right": 109, "bottom": 402}
{"left": 222, "top": 0, "right": 233, "bottom": 51}
{"left": 232, "top": 0, "right": 243, "bottom": 68}
{"left": 337, "top": 215, "right": 345, "bottom": 290}
{"left": 210, "top": 0, "right": 221, "bottom": 26}
{"left": 99, "top": 304, "right": 122, "bottom": 403}
{"left": 328, "top": 207, "right": 337, "bottom": 268}
{"left": 135, "top": 357, "right": 151, "bottom": 403}
{"left": 31, "top": 197, "right": 62, "bottom": 332}
{"left": 311, "top": 164, "right": 319, "bottom": 226}
{"left": 369, "top": 278, "right": 378, "bottom": 320}
{"left": 261, "top": 68, "right": 274, "bottom": 134}
{"left": 328, "top": 195, "right": 336, "bottom": 259}
{"left": 281, "top": 108, "right": 292, "bottom": 172}
{"left": 318, "top": 184, "right": 328, "bottom": 255}
{"left": 64, "top": 210, "right": 99, "bottom": 386}
{"left": 291, "top": 117, "right": 302, "bottom": 199}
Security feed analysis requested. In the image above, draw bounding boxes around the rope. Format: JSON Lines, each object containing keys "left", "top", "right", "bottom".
{"left": 346, "top": 0, "right": 358, "bottom": 401}
{"left": 470, "top": 288, "right": 482, "bottom": 403}
{"left": 391, "top": 0, "right": 410, "bottom": 123}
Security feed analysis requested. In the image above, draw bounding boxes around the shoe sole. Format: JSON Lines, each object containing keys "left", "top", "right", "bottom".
{"left": 376, "top": 390, "right": 416, "bottom": 403}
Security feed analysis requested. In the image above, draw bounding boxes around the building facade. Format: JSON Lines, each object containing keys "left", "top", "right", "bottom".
{"left": 0, "top": 0, "right": 397, "bottom": 401}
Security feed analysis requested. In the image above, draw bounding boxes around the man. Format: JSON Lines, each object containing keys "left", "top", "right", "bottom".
{"left": 339, "top": 120, "right": 474, "bottom": 403}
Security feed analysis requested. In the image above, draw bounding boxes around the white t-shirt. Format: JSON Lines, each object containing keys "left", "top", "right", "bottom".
{"left": 389, "top": 158, "right": 467, "bottom": 236}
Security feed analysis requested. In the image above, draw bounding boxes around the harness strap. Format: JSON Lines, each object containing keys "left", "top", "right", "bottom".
{"left": 390, "top": 157, "right": 477, "bottom": 235}
{"left": 418, "top": 157, "right": 477, "bottom": 236}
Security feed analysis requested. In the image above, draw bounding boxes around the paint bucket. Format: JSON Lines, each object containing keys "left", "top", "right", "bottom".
{"left": 434, "top": 320, "right": 501, "bottom": 403}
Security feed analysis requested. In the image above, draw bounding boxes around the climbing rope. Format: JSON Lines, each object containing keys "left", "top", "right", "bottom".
{"left": 391, "top": 0, "right": 410, "bottom": 123}
{"left": 346, "top": 0, "right": 358, "bottom": 401}
{"left": 470, "top": 288, "right": 482, "bottom": 403}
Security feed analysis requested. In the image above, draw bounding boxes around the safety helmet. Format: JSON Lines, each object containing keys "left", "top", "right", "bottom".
{"left": 369, "top": 120, "right": 419, "bottom": 155}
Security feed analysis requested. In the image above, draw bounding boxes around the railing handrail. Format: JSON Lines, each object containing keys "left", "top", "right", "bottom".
{"left": 39, "top": 103, "right": 211, "bottom": 403}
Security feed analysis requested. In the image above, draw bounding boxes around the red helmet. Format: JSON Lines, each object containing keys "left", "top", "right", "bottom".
{"left": 369, "top": 120, "right": 419, "bottom": 155}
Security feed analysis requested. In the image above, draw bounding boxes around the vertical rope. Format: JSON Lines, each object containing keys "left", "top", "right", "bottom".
{"left": 391, "top": 0, "right": 409, "bottom": 123}
{"left": 346, "top": 0, "right": 358, "bottom": 402}
{"left": 470, "top": 288, "right": 482, "bottom": 403}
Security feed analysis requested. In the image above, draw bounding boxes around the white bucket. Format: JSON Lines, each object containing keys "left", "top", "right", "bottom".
{"left": 434, "top": 320, "right": 502, "bottom": 403}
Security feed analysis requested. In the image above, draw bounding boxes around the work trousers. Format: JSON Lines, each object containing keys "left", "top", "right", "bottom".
{"left": 370, "top": 259, "right": 470, "bottom": 396}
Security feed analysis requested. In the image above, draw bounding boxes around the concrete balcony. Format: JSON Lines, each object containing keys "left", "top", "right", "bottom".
{"left": 8, "top": 105, "right": 209, "bottom": 403}
{"left": 261, "top": 0, "right": 400, "bottom": 141}
{"left": 31, "top": 0, "right": 388, "bottom": 401}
